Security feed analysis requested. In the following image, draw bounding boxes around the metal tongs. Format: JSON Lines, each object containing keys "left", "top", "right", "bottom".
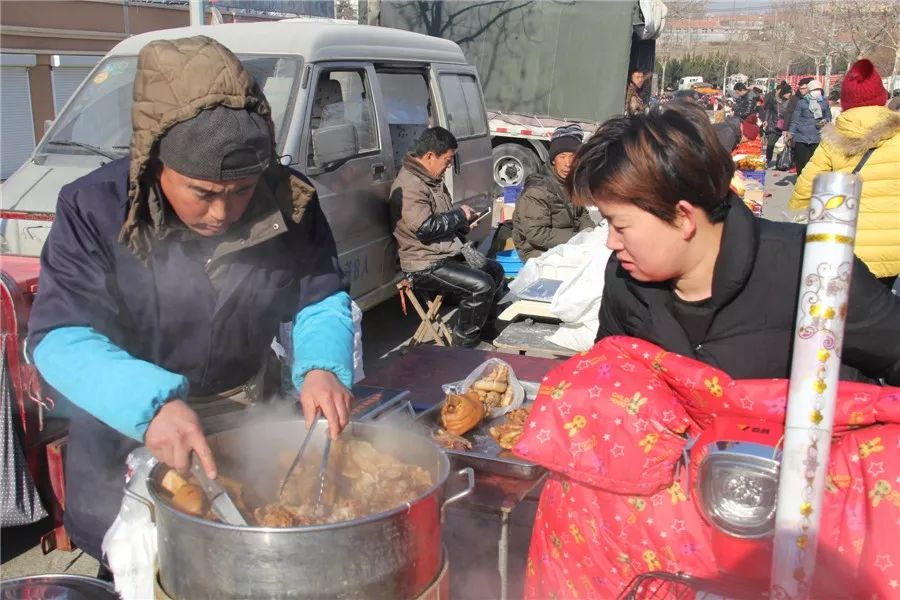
{"left": 314, "top": 437, "right": 332, "bottom": 511}
{"left": 190, "top": 454, "right": 247, "bottom": 526}
{"left": 277, "top": 418, "right": 324, "bottom": 499}
{"left": 277, "top": 418, "right": 337, "bottom": 514}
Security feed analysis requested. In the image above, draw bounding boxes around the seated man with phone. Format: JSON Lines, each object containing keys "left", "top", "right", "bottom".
{"left": 389, "top": 127, "right": 505, "bottom": 347}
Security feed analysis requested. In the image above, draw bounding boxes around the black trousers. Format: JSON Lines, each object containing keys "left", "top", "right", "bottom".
{"left": 794, "top": 141, "right": 819, "bottom": 175}
{"left": 408, "top": 256, "right": 505, "bottom": 347}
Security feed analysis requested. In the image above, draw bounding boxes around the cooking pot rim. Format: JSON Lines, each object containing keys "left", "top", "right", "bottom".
{"left": 146, "top": 421, "right": 451, "bottom": 533}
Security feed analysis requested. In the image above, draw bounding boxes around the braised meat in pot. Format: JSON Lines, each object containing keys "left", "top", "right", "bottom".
{"left": 159, "top": 436, "right": 433, "bottom": 527}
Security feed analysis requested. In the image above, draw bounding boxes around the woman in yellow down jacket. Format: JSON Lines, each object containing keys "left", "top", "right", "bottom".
{"left": 789, "top": 59, "right": 900, "bottom": 286}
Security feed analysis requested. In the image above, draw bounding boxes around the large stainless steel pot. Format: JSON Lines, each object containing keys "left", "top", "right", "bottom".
{"left": 128, "top": 419, "right": 473, "bottom": 600}
{"left": 1, "top": 574, "right": 119, "bottom": 600}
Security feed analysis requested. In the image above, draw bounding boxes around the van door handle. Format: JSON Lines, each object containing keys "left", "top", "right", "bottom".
{"left": 372, "top": 163, "right": 386, "bottom": 180}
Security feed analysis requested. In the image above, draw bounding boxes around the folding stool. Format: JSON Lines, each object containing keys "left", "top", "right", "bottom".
{"left": 396, "top": 279, "right": 453, "bottom": 346}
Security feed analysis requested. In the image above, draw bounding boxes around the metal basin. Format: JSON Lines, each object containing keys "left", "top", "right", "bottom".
{"left": 134, "top": 419, "right": 472, "bottom": 600}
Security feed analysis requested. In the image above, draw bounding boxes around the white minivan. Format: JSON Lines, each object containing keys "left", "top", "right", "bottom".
{"left": 0, "top": 20, "right": 494, "bottom": 310}
{"left": 678, "top": 76, "right": 703, "bottom": 90}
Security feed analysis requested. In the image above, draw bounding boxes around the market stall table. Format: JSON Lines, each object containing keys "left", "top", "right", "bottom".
{"left": 492, "top": 320, "right": 577, "bottom": 359}
{"left": 360, "top": 345, "right": 559, "bottom": 410}
{"left": 358, "top": 346, "right": 560, "bottom": 599}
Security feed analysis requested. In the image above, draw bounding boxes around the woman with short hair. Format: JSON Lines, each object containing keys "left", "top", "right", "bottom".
{"left": 568, "top": 103, "right": 899, "bottom": 384}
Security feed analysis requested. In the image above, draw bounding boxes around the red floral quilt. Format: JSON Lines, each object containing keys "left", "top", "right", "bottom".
{"left": 514, "top": 336, "right": 900, "bottom": 599}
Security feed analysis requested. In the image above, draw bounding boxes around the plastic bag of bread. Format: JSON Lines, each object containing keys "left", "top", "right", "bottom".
{"left": 442, "top": 358, "right": 525, "bottom": 418}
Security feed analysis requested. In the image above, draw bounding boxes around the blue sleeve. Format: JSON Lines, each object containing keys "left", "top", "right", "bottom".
{"left": 789, "top": 107, "right": 799, "bottom": 135}
{"left": 33, "top": 327, "right": 188, "bottom": 441}
{"left": 291, "top": 291, "right": 354, "bottom": 390}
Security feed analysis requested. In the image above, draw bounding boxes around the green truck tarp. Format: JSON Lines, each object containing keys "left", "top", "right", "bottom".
{"left": 376, "top": 0, "right": 637, "bottom": 123}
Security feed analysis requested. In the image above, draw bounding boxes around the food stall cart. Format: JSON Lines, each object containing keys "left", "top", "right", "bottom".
{"left": 361, "top": 345, "right": 560, "bottom": 600}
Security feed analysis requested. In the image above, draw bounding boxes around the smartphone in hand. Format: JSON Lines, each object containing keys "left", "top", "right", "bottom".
{"left": 470, "top": 208, "right": 492, "bottom": 226}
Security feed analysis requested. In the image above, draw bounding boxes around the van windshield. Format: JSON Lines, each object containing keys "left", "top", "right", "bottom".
{"left": 38, "top": 54, "right": 300, "bottom": 159}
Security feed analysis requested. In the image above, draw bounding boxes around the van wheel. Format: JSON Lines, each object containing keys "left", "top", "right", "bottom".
{"left": 492, "top": 144, "right": 539, "bottom": 195}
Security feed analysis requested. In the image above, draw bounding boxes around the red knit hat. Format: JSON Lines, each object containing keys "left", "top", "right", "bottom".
{"left": 841, "top": 59, "right": 888, "bottom": 111}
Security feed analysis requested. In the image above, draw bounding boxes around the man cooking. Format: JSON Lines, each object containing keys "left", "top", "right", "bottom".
{"left": 28, "top": 36, "right": 354, "bottom": 561}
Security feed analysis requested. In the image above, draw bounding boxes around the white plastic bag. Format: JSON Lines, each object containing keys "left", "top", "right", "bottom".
{"left": 503, "top": 226, "right": 610, "bottom": 352}
{"left": 441, "top": 358, "right": 525, "bottom": 418}
{"left": 274, "top": 298, "right": 364, "bottom": 386}
{"left": 102, "top": 448, "right": 158, "bottom": 600}
{"left": 549, "top": 228, "right": 611, "bottom": 324}
{"left": 546, "top": 227, "right": 611, "bottom": 351}
{"left": 773, "top": 133, "right": 786, "bottom": 155}
{"left": 351, "top": 300, "right": 365, "bottom": 383}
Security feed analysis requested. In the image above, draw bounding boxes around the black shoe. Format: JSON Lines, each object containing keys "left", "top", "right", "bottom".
{"left": 97, "top": 564, "right": 114, "bottom": 582}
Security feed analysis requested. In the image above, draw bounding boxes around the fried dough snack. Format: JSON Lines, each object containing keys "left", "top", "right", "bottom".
{"left": 161, "top": 469, "right": 188, "bottom": 495}
{"left": 489, "top": 408, "right": 531, "bottom": 450}
{"left": 171, "top": 484, "right": 207, "bottom": 516}
{"left": 470, "top": 364, "right": 514, "bottom": 412}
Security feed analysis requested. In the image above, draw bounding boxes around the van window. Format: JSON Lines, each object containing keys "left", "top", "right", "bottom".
{"left": 438, "top": 73, "right": 487, "bottom": 139}
{"left": 309, "top": 69, "right": 378, "bottom": 166}
{"left": 377, "top": 72, "right": 431, "bottom": 125}
{"left": 376, "top": 71, "right": 431, "bottom": 169}
{"left": 38, "top": 55, "right": 299, "bottom": 159}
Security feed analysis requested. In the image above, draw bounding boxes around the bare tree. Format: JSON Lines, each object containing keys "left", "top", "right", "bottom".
{"left": 782, "top": 0, "right": 845, "bottom": 93}
{"left": 752, "top": 0, "right": 797, "bottom": 83}
{"left": 832, "top": 0, "right": 895, "bottom": 64}
{"left": 657, "top": 0, "right": 709, "bottom": 53}
{"left": 654, "top": 0, "right": 709, "bottom": 89}
{"left": 335, "top": 0, "right": 356, "bottom": 20}
{"left": 877, "top": 4, "right": 900, "bottom": 93}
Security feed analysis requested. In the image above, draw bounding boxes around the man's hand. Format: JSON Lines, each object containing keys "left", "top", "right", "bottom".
{"left": 145, "top": 399, "right": 217, "bottom": 478}
{"left": 460, "top": 204, "right": 478, "bottom": 222}
{"left": 299, "top": 369, "right": 353, "bottom": 439}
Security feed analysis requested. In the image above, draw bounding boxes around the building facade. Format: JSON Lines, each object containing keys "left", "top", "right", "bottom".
{"left": 0, "top": 0, "right": 286, "bottom": 179}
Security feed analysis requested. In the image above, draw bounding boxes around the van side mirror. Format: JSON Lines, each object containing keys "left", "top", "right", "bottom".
{"left": 312, "top": 123, "right": 359, "bottom": 167}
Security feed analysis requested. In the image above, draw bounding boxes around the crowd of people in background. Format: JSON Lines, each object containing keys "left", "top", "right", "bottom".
{"left": 622, "top": 58, "right": 899, "bottom": 288}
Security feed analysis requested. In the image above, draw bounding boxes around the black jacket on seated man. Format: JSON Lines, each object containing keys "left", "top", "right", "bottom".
{"left": 389, "top": 127, "right": 504, "bottom": 347}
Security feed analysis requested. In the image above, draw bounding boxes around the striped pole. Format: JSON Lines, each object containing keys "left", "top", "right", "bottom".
{"left": 770, "top": 172, "right": 862, "bottom": 598}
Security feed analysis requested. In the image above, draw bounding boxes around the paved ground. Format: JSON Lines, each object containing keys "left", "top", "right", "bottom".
{"left": 763, "top": 168, "right": 799, "bottom": 222}
{"left": 0, "top": 169, "right": 796, "bottom": 589}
